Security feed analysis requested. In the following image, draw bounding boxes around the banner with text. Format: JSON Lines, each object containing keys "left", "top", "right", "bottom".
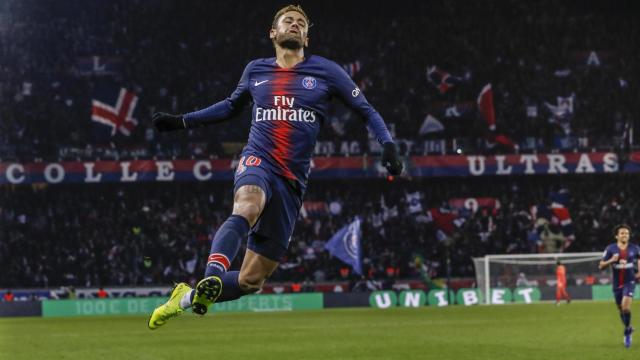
{"left": 42, "top": 293, "right": 323, "bottom": 317}
{"left": 1, "top": 152, "right": 630, "bottom": 185}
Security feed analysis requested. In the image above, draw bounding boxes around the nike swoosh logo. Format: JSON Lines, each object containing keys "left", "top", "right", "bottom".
{"left": 254, "top": 80, "right": 269, "bottom": 87}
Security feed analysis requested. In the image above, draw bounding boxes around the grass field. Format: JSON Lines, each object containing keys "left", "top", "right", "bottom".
{"left": 0, "top": 302, "right": 638, "bottom": 360}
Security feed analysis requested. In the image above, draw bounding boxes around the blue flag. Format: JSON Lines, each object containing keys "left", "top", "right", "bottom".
{"left": 324, "top": 218, "right": 362, "bottom": 275}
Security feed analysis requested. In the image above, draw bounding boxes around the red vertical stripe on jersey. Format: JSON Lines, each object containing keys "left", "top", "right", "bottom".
{"left": 269, "top": 68, "right": 296, "bottom": 180}
{"left": 619, "top": 248, "right": 627, "bottom": 288}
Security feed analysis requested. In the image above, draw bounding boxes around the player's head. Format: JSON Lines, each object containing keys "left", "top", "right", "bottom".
{"left": 270, "top": 5, "right": 310, "bottom": 50}
{"left": 614, "top": 224, "right": 631, "bottom": 243}
{"left": 556, "top": 259, "right": 562, "bottom": 266}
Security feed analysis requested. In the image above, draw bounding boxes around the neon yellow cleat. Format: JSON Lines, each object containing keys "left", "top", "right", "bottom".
{"left": 147, "top": 282, "right": 192, "bottom": 330}
{"left": 191, "top": 276, "right": 223, "bottom": 315}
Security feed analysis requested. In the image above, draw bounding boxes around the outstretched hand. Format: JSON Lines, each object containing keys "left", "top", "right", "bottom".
{"left": 152, "top": 112, "right": 185, "bottom": 132}
{"left": 381, "top": 142, "right": 403, "bottom": 176}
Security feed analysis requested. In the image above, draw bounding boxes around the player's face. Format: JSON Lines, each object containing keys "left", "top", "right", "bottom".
{"left": 616, "top": 228, "right": 630, "bottom": 244}
{"left": 270, "top": 11, "right": 309, "bottom": 50}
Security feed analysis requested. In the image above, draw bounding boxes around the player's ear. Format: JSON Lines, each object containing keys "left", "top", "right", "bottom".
{"left": 269, "top": 28, "right": 276, "bottom": 41}
{"left": 304, "top": 36, "right": 309, "bottom": 48}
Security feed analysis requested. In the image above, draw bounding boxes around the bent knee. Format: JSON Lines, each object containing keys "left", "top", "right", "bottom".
{"left": 238, "top": 274, "right": 266, "bottom": 294}
{"left": 233, "top": 202, "right": 262, "bottom": 224}
{"left": 233, "top": 186, "right": 265, "bottom": 225}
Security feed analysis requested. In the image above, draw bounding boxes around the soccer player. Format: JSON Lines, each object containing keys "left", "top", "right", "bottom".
{"left": 148, "top": 5, "right": 403, "bottom": 329}
{"left": 599, "top": 224, "right": 640, "bottom": 348}
{"left": 555, "top": 260, "right": 571, "bottom": 305}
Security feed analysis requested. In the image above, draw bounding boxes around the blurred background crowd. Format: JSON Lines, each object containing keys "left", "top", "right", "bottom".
{"left": 0, "top": 0, "right": 638, "bottom": 160}
{"left": 1, "top": 175, "right": 637, "bottom": 288}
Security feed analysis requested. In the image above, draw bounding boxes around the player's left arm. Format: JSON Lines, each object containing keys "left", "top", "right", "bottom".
{"left": 153, "top": 61, "right": 255, "bottom": 131}
{"left": 328, "top": 61, "right": 402, "bottom": 175}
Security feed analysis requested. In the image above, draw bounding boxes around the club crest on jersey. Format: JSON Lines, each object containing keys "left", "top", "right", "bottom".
{"left": 302, "top": 76, "right": 317, "bottom": 90}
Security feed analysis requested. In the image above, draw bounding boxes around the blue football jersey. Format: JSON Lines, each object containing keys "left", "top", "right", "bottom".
{"left": 184, "top": 55, "right": 393, "bottom": 191}
{"left": 602, "top": 243, "right": 640, "bottom": 288}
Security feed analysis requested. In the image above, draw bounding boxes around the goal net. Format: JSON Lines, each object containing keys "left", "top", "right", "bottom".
{"left": 472, "top": 252, "right": 605, "bottom": 304}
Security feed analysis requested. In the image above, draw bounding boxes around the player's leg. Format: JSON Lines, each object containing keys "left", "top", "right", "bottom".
{"left": 237, "top": 248, "right": 279, "bottom": 293}
{"left": 622, "top": 294, "right": 634, "bottom": 347}
{"left": 149, "top": 183, "right": 268, "bottom": 326}
{"left": 195, "top": 244, "right": 280, "bottom": 304}
{"left": 614, "top": 288, "right": 626, "bottom": 325}
{"left": 561, "top": 287, "right": 571, "bottom": 303}
{"left": 207, "top": 184, "right": 266, "bottom": 276}
{"left": 622, "top": 294, "right": 633, "bottom": 328}
{"left": 216, "top": 176, "right": 300, "bottom": 298}
{"left": 189, "top": 184, "right": 267, "bottom": 315}
{"left": 189, "top": 173, "right": 299, "bottom": 314}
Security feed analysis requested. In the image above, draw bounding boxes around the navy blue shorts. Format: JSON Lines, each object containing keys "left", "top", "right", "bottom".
{"left": 233, "top": 155, "right": 302, "bottom": 262}
{"left": 614, "top": 283, "right": 636, "bottom": 305}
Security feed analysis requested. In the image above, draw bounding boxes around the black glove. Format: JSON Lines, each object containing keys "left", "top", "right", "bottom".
{"left": 152, "top": 112, "right": 185, "bottom": 132}
{"left": 381, "top": 142, "right": 403, "bottom": 176}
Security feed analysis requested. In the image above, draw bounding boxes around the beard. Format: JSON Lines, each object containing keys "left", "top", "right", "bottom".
{"left": 275, "top": 32, "right": 303, "bottom": 50}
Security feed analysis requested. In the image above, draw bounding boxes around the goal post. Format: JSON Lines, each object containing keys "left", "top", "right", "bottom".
{"left": 472, "top": 252, "right": 604, "bottom": 304}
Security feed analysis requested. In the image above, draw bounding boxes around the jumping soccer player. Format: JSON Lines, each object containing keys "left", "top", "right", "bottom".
{"left": 599, "top": 224, "right": 640, "bottom": 348}
{"left": 555, "top": 260, "right": 571, "bottom": 305}
{"left": 148, "top": 5, "right": 403, "bottom": 329}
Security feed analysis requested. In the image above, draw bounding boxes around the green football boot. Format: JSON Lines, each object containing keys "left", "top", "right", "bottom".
{"left": 191, "top": 276, "right": 223, "bottom": 315}
{"left": 147, "top": 282, "right": 192, "bottom": 330}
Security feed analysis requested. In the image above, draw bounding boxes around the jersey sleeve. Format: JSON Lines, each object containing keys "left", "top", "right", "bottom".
{"left": 602, "top": 246, "right": 613, "bottom": 261}
{"left": 183, "top": 60, "right": 255, "bottom": 128}
{"left": 327, "top": 61, "right": 393, "bottom": 145}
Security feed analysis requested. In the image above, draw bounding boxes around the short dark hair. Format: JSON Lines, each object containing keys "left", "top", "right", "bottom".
{"left": 272, "top": 5, "right": 311, "bottom": 30}
{"left": 614, "top": 224, "right": 632, "bottom": 237}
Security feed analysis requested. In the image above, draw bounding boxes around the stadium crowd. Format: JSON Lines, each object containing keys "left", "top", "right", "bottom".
{"left": 0, "top": 0, "right": 638, "bottom": 160}
{"left": 1, "top": 175, "right": 637, "bottom": 288}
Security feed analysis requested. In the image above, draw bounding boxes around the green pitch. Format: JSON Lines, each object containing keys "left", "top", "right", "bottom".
{"left": 0, "top": 302, "right": 637, "bottom": 360}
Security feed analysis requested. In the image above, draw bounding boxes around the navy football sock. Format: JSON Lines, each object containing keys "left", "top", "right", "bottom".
{"left": 205, "top": 215, "right": 249, "bottom": 278}
{"left": 182, "top": 271, "right": 246, "bottom": 308}
{"left": 623, "top": 311, "right": 632, "bottom": 328}
{"left": 216, "top": 271, "right": 245, "bottom": 303}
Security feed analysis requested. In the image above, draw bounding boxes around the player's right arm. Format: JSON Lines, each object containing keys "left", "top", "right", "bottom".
{"left": 152, "top": 61, "right": 255, "bottom": 132}
{"left": 599, "top": 247, "right": 619, "bottom": 270}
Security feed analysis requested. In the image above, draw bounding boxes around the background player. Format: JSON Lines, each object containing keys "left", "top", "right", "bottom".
{"left": 148, "top": 5, "right": 403, "bottom": 329}
{"left": 599, "top": 224, "right": 640, "bottom": 348}
{"left": 555, "top": 260, "right": 571, "bottom": 305}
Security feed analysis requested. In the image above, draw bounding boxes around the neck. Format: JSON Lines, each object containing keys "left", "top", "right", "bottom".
{"left": 275, "top": 46, "right": 305, "bottom": 69}
{"left": 619, "top": 241, "right": 628, "bottom": 249}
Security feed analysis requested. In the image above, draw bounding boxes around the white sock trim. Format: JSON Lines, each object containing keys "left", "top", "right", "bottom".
{"left": 179, "top": 289, "right": 194, "bottom": 309}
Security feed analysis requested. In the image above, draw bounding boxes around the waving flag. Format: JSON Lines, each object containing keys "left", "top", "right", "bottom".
{"left": 419, "top": 114, "right": 444, "bottom": 135}
{"left": 427, "top": 66, "right": 462, "bottom": 94}
{"left": 545, "top": 95, "right": 575, "bottom": 119}
{"left": 324, "top": 218, "right": 362, "bottom": 275}
{"left": 91, "top": 87, "right": 139, "bottom": 136}
{"left": 406, "top": 192, "right": 423, "bottom": 214}
{"left": 534, "top": 188, "right": 575, "bottom": 248}
{"left": 477, "top": 84, "right": 496, "bottom": 130}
